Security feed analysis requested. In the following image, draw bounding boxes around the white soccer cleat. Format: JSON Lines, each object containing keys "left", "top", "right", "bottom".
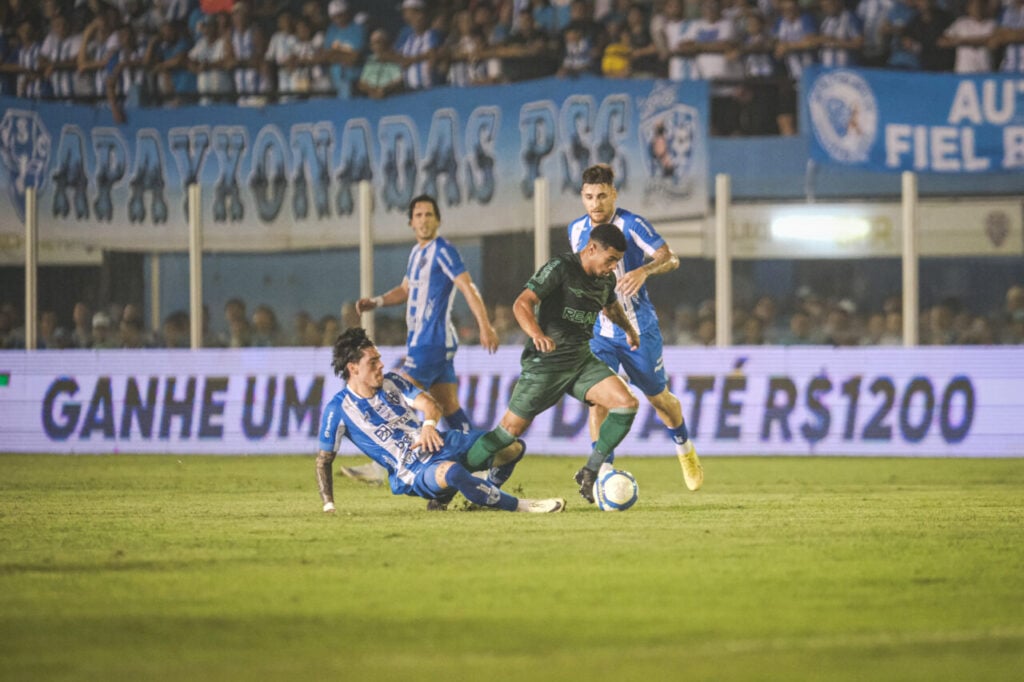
{"left": 518, "top": 498, "right": 566, "bottom": 513}
{"left": 338, "top": 461, "right": 387, "bottom": 486}
{"left": 678, "top": 440, "right": 704, "bottom": 491}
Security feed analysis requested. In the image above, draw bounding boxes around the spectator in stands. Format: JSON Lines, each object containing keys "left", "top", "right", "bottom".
{"left": 445, "top": 9, "right": 491, "bottom": 86}
{"left": 189, "top": 13, "right": 232, "bottom": 104}
{"left": 69, "top": 302, "right": 93, "bottom": 349}
{"left": 146, "top": 20, "right": 196, "bottom": 105}
{"left": 882, "top": 0, "right": 920, "bottom": 69}
{"left": 290, "top": 310, "right": 313, "bottom": 346}
{"left": 823, "top": 299, "right": 861, "bottom": 346}
{"left": 320, "top": 314, "right": 341, "bottom": 347}
{"left": 695, "top": 314, "right": 716, "bottom": 346}
{"left": 220, "top": 297, "right": 250, "bottom": 347}
{"left": 923, "top": 299, "right": 958, "bottom": 345}
{"left": 38, "top": 310, "right": 66, "bottom": 349}
{"left": 664, "top": 0, "right": 698, "bottom": 81}
{"left": 264, "top": 10, "right": 297, "bottom": 100}
{"left": 0, "top": 306, "right": 12, "bottom": 348}
{"left": 251, "top": 304, "right": 282, "bottom": 347}
{"left": 903, "top": 0, "right": 955, "bottom": 71}
{"left": 225, "top": 1, "right": 267, "bottom": 105}
{"left": 688, "top": 0, "right": 743, "bottom": 135}
{"left": 497, "top": 9, "right": 558, "bottom": 81}
{"left": 819, "top": 0, "right": 865, "bottom": 67}
{"left": 15, "top": 21, "right": 44, "bottom": 98}
{"left": 624, "top": 2, "right": 661, "bottom": 77}
{"left": 992, "top": 0, "right": 1024, "bottom": 72}
{"left": 290, "top": 16, "right": 332, "bottom": 95}
{"left": 322, "top": 0, "right": 365, "bottom": 99}
{"left": 76, "top": 8, "right": 118, "bottom": 99}
{"left": 39, "top": 15, "right": 71, "bottom": 99}
{"left": 991, "top": 0, "right": 1024, "bottom": 70}
{"left": 938, "top": 0, "right": 996, "bottom": 72}
{"left": 161, "top": 310, "right": 191, "bottom": 348}
{"left": 557, "top": 21, "right": 596, "bottom": 76}
{"left": 780, "top": 310, "right": 821, "bottom": 345}
{"left": 394, "top": 0, "right": 443, "bottom": 91}
{"left": 601, "top": 18, "right": 632, "bottom": 77}
{"left": 737, "top": 10, "right": 780, "bottom": 134}
{"left": 91, "top": 311, "right": 117, "bottom": 349}
{"left": 106, "top": 23, "right": 148, "bottom": 122}
{"left": 774, "top": 0, "right": 818, "bottom": 135}
{"left": 119, "top": 316, "right": 150, "bottom": 349}
{"left": 357, "top": 28, "right": 404, "bottom": 98}
{"left": 856, "top": 0, "right": 895, "bottom": 66}
{"left": 493, "top": 303, "right": 527, "bottom": 346}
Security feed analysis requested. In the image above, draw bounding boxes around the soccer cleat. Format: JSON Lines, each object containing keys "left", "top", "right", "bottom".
{"left": 426, "top": 489, "right": 457, "bottom": 511}
{"left": 678, "top": 440, "right": 704, "bottom": 491}
{"left": 574, "top": 467, "right": 598, "bottom": 504}
{"left": 338, "top": 461, "right": 387, "bottom": 486}
{"left": 519, "top": 498, "right": 566, "bottom": 513}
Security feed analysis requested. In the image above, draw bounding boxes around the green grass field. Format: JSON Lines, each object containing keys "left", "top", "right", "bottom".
{"left": 1, "top": 454, "right": 1022, "bottom": 682}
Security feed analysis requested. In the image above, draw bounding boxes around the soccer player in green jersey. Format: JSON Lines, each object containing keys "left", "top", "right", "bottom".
{"left": 465, "top": 223, "right": 642, "bottom": 504}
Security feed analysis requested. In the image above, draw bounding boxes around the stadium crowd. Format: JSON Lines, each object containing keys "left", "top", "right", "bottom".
{"left": 2, "top": 283, "right": 1023, "bottom": 349}
{"left": 1, "top": 0, "right": 1023, "bottom": 133}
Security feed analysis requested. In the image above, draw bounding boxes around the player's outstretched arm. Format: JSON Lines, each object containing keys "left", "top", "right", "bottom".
{"left": 513, "top": 288, "right": 556, "bottom": 352}
{"left": 356, "top": 280, "right": 410, "bottom": 313}
{"left": 617, "top": 243, "right": 680, "bottom": 299}
{"left": 316, "top": 449, "right": 337, "bottom": 513}
{"left": 453, "top": 272, "right": 499, "bottom": 353}
{"left": 604, "top": 301, "right": 640, "bottom": 350}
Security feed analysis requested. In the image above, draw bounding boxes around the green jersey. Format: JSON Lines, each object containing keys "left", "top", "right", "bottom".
{"left": 521, "top": 253, "right": 617, "bottom": 371}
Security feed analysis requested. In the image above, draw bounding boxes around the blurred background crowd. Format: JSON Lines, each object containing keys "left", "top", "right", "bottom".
{"left": 2, "top": 0, "right": 1023, "bottom": 132}
{"left": 2, "top": 282, "right": 1022, "bottom": 349}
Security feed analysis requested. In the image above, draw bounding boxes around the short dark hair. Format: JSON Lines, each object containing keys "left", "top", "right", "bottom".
{"left": 332, "top": 327, "right": 375, "bottom": 380}
{"left": 408, "top": 194, "right": 440, "bottom": 222}
{"left": 589, "top": 223, "right": 627, "bottom": 253}
{"left": 582, "top": 164, "right": 614, "bottom": 187}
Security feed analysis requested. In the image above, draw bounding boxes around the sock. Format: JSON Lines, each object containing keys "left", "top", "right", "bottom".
{"left": 586, "top": 407, "right": 637, "bottom": 471}
{"left": 445, "top": 408, "right": 472, "bottom": 433}
{"left": 464, "top": 425, "right": 516, "bottom": 471}
{"left": 487, "top": 439, "right": 525, "bottom": 488}
{"left": 592, "top": 440, "right": 615, "bottom": 465}
{"left": 444, "top": 462, "right": 517, "bottom": 511}
{"left": 669, "top": 422, "right": 690, "bottom": 453}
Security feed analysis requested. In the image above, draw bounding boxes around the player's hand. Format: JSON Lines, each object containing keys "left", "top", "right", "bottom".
{"left": 531, "top": 334, "right": 557, "bottom": 353}
{"left": 627, "top": 329, "right": 640, "bottom": 351}
{"left": 355, "top": 297, "right": 376, "bottom": 313}
{"left": 479, "top": 324, "right": 499, "bottom": 353}
{"left": 414, "top": 424, "right": 444, "bottom": 453}
{"left": 616, "top": 268, "right": 648, "bottom": 299}
{"left": 323, "top": 501, "right": 336, "bottom": 513}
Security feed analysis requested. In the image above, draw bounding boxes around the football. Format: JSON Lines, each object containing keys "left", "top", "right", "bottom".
{"left": 593, "top": 469, "right": 639, "bottom": 511}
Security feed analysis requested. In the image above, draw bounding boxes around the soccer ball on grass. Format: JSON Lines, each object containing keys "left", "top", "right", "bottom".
{"left": 593, "top": 469, "right": 639, "bottom": 511}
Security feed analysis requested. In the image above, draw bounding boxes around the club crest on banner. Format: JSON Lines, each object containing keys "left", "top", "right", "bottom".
{"left": 808, "top": 70, "right": 878, "bottom": 164}
{"left": 0, "top": 109, "right": 51, "bottom": 221}
{"left": 638, "top": 85, "right": 700, "bottom": 197}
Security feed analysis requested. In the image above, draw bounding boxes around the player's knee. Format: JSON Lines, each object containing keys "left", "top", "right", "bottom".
{"left": 434, "top": 461, "right": 455, "bottom": 487}
{"left": 499, "top": 412, "right": 528, "bottom": 436}
{"left": 617, "top": 391, "right": 640, "bottom": 411}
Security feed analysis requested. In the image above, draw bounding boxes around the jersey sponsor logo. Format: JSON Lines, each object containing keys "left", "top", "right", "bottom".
{"left": 562, "top": 307, "right": 599, "bottom": 325}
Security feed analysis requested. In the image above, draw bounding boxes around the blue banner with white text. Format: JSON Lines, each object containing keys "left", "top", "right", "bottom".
{"left": 803, "top": 67, "right": 1024, "bottom": 174}
{"left": 0, "top": 77, "right": 708, "bottom": 252}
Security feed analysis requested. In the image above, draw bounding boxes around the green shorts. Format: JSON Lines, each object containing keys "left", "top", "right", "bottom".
{"left": 507, "top": 352, "right": 616, "bottom": 421}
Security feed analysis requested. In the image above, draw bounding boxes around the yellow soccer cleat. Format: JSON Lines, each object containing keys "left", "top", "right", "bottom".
{"left": 677, "top": 440, "right": 704, "bottom": 491}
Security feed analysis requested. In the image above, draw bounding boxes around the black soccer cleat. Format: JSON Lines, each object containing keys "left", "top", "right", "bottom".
{"left": 426, "top": 489, "right": 457, "bottom": 511}
{"left": 574, "top": 467, "right": 597, "bottom": 504}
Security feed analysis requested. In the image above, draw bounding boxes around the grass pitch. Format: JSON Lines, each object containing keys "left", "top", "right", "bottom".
{"left": 1, "top": 454, "right": 1022, "bottom": 682}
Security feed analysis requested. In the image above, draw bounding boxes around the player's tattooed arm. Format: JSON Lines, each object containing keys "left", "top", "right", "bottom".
{"left": 604, "top": 301, "right": 640, "bottom": 350}
{"left": 316, "top": 449, "right": 336, "bottom": 511}
{"left": 618, "top": 244, "right": 679, "bottom": 299}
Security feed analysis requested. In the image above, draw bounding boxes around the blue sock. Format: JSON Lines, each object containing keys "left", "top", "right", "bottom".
{"left": 593, "top": 441, "right": 616, "bottom": 465}
{"left": 669, "top": 422, "right": 690, "bottom": 445}
{"left": 487, "top": 439, "right": 525, "bottom": 488}
{"left": 445, "top": 462, "right": 517, "bottom": 511}
{"left": 445, "top": 408, "right": 472, "bottom": 433}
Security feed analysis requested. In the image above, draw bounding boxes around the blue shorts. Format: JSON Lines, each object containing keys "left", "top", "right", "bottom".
{"left": 402, "top": 346, "right": 458, "bottom": 388}
{"left": 409, "top": 428, "right": 485, "bottom": 499}
{"left": 590, "top": 328, "right": 668, "bottom": 397}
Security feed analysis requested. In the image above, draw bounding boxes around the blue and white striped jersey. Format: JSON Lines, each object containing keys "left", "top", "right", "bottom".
{"left": 775, "top": 13, "right": 818, "bottom": 78}
{"left": 395, "top": 27, "right": 441, "bottom": 90}
{"left": 820, "top": 10, "right": 863, "bottom": 67}
{"left": 404, "top": 236, "right": 467, "bottom": 351}
{"left": 318, "top": 372, "right": 429, "bottom": 496}
{"left": 568, "top": 207, "right": 665, "bottom": 339}
{"left": 1000, "top": 6, "right": 1024, "bottom": 72}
